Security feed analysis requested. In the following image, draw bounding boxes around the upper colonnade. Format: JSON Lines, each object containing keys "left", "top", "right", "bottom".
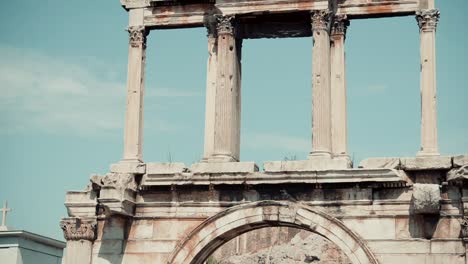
{"left": 119, "top": 0, "right": 440, "bottom": 170}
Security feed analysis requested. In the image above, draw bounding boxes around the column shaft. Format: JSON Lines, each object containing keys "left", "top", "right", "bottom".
{"left": 311, "top": 11, "right": 332, "bottom": 157}
{"left": 331, "top": 16, "right": 350, "bottom": 157}
{"left": 123, "top": 26, "right": 148, "bottom": 162}
{"left": 211, "top": 16, "right": 241, "bottom": 162}
{"left": 416, "top": 10, "right": 440, "bottom": 156}
{"left": 63, "top": 240, "right": 93, "bottom": 264}
{"left": 203, "top": 24, "right": 218, "bottom": 160}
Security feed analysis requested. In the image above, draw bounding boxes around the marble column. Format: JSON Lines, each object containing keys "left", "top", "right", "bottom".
{"left": 330, "top": 15, "right": 350, "bottom": 157}
{"left": 310, "top": 10, "right": 332, "bottom": 157}
{"left": 416, "top": 9, "right": 440, "bottom": 156}
{"left": 210, "top": 15, "right": 242, "bottom": 162}
{"left": 123, "top": 25, "right": 148, "bottom": 162}
{"left": 203, "top": 20, "right": 218, "bottom": 161}
{"left": 60, "top": 217, "right": 97, "bottom": 264}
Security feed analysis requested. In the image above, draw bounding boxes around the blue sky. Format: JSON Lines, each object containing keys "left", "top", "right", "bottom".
{"left": 0, "top": 1, "right": 467, "bottom": 240}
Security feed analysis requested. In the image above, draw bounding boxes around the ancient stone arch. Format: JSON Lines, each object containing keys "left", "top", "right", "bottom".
{"left": 167, "top": 201, "right": 378, "bottom": 264}
{"left": 60, "top": 1, "right": 468, "bottom": 264}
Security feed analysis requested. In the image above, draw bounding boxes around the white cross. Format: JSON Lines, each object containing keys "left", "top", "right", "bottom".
{"left": 1, "top": 201, "right": 12, "bottom": 227}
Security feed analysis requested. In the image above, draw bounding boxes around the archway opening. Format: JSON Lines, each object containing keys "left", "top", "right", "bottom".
{"left": 206, "top": 226, "right": 351, "bottom": 264}
{"left": 167, "top": 201, "right": 378, "bottom": 264}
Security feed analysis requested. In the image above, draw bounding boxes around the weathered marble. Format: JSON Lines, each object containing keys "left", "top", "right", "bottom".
{"left": 60, "top": 1, "right": 467, "bottom": 263}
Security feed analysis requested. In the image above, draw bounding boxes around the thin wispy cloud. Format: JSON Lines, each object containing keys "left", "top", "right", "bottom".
{"left": 0, "top": 45, "right": 198, "bottom": 136}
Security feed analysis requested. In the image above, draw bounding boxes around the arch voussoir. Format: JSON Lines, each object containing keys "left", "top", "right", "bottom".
{"left": 166, "top": 201, "right": 378, "bottom": 264}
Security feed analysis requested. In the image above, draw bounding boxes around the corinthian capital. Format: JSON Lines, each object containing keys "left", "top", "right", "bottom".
{"left": 216, "top": 15, "right": 236, "bottom": 36}
{"left": 127, "top": 26, "right": 149, "bottom": 48}
{"left": 331, "top": 15, "right": 350, "bottom": 37}
{"left": 311, "top": 10, "right": 331, "bottom": 31}
{"left": 60, "top": 217, "right": 97, "bottom": 241}
{"left": 416, "top": 9, "right": 440, "bottom": 31}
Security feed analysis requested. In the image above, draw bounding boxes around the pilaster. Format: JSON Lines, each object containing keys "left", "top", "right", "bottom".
{"left": 210, "top": 15, "right": 242, "bottom": 162}
{"left": 416, "top": 9, "right": 440, "bottom": 156}
{"left": 310, "top": 10, "right": 332, "bottom": 158}
{"left": 123, "top": 25, "right": 149, "bottom": 162}
{"left": 60, "top": 217, "right": 97, "bottom": 264}
{"left": 330, "top": 15, "right": 350, "bottom": 158}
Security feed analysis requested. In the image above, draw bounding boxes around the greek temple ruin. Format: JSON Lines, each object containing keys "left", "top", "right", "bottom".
{"left": 60, "top": 0, "right": 468, "bottom": 263}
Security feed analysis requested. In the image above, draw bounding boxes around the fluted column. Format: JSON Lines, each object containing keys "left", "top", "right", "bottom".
{"left": 122, "top": 25, "right": 148, "bottom": 162}
{"left": 416, "top": 9, "right": 440, "bottom": 156}
{"left": 60, "top": 217, "right": 97, "bottom": 264}
{"left": 331, "top": 15, "right": 350, "bottom": 157}
{"left": 203, "top": 20, "right": 218, "bottom": 161}
{"left": 210, "top": 15, "right": 242, "bottom": 162}
{"left": 310, "top": 10, "right": 332, "bottom": 157}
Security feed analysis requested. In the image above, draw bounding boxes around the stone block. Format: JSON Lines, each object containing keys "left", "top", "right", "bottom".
{"left": 430, "top": 240, "right": 464, "bottom": 254}
{"left": 92, "top": 254, "right": 123, "bottom": 264}
{"left": 395, "top": 216, "right": 411, "bottom": 239}
{"left": 110, "top": 162, "right": 146, "bottom": 174}
{"left": 448, "top": 165, "right": 468, "bottom": 182}
{"left": 129, "top": 220, "right": 154, "bottom": 239}
{"left": 400, "top": 156, "right": 452, "bottom": 171}
{"left": 375, "top": 253, "right": 428, "bottom": 264}
{"left": 412, "top": 184, "right": 441, "bottom": 214}
{"left": 97, "top": 218, "right": 126, "bottom": 240}
{"left": 453, "top": 155, "right": 468, "bottom": 167}
{"left": 191, "top": 162, "right": 258, "bottom": 174}
{"left": 426, "top": 254, "right": 465, "bottom": 264}
{"left": 153, "top": 219, "right": 202, "bottom": 240}
{"left": 124, "top": 240, "right": 177, "bottom": 254}
{"left": 432, "top": 217, "right": 462, "bottom": 239}
{"left": 342, "top": 217, "right": 395, "bottom": 239}
{"left": 358, "top": 157, "right": 400, "bottom": 169}
{"left": 368, "top": 240, "right": 430, "bottom": 254}
{"left": 122, "top": 253, "right": 169, "bottom": 264}
{"left": 93, "top": 240, "right": 123, "bottom": 254}
{"left": 146, "top": 162, "right": 186, "bottom": 175}
{"left": 264, "top": 157, "right": 350, "bottom": 172}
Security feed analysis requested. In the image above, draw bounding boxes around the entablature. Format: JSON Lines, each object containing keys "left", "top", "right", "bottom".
{"left": 123, "top": 0, "right": 430, "bottom": 32}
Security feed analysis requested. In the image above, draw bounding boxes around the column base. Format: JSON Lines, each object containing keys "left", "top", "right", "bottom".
{"left": 308, "top": 151, "right": 332, "bottom": 158}
{"left": 204, "top": 154, "right": 238, "bottom": 163}
{"left": 417, "top": 149, "right": 440, "bottom": 157}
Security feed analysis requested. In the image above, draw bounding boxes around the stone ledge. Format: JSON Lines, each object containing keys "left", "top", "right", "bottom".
{"left": 110, "top": 162, "right": 146, "bottom": 174}
{"left": 141, "top": 168, "right": 407, "bottom": 187}
{"left": 453, "top": 155, "right": 468, "bottom": 167}
{"left": 146, "top": 162, "right": 186, "bottom": 175}
{"left": 190, "top": 162, "right": 259, "bottom": 174}
{"left": 400, "top": 156, "right": 452, "bottom": 171}
{"left": 359, "top": 157, "right": 400, "bottom": 169}
{"left": 264, "top": 157, "right": 351, "bottom": 172}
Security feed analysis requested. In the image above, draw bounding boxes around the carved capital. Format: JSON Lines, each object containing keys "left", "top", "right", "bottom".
{"left": 416, "top": 9, "right": 440, "bottom": 32}
{"left": 127, "top": 26, "right": 149, "bottom": 48}
{"left": 216, "top": 15, "right": 236, "bottom": 36}
{"left": 311, "top": 10, "right": 331, "bottom": 31}
{"left": 331, "top": 15, "right": 350, "bottom": 37}
{"left": 60, "top": 217, "right": 97, "bottom": 241}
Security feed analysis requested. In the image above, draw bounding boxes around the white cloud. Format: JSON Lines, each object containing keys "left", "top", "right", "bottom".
{"left": 243, "top": 132, "right": 309, "bottom": 153}
{"left": 0, "top": 45, "right": 198, "bottom": 136}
